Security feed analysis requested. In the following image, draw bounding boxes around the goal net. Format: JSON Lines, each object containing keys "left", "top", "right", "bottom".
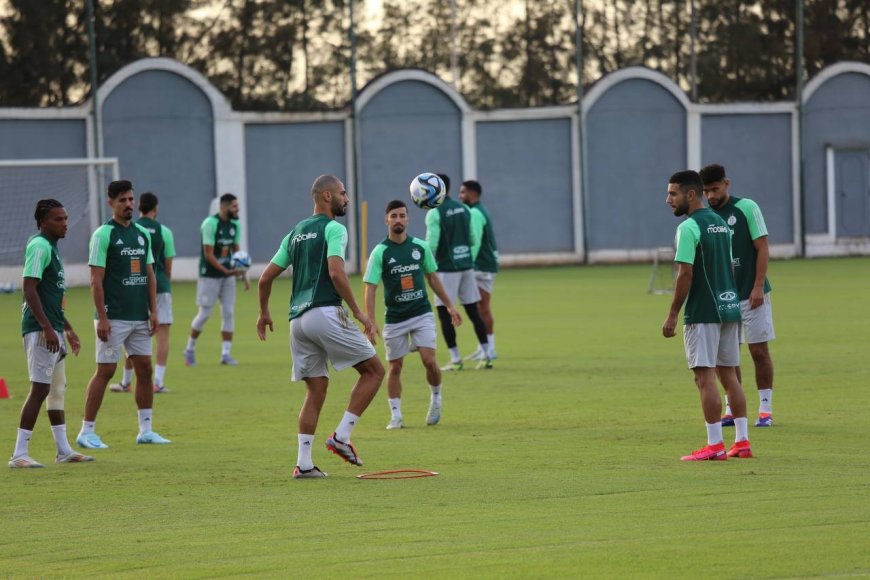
{"left": 648, "top": 246, "right": 676, "bottom": 294}
{"left": 0, "top": 158, "right": 119, "bottom": 275}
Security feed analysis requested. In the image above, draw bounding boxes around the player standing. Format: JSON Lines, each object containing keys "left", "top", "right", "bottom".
{"left": 700, "top": 164, "right": 776, "bottom": 427}
{"left": 8, "top": 200, "right": 93, "bottom": 467}
{"left": 662, "top": 170, "right": 752, "bottom": 461}
{"left": 77, "top": 180, "right": 171, "bottom": 449}
{"left": 363, "top": 200, "right": 462, "bottom": 429}
{"left": 257, "top": 175, "right": 384, "bottom": 479}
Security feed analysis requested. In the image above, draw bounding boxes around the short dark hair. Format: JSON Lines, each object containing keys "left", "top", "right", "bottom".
{"left": 107, "top": 180, "right": 133, "bottom": 199}
{"left": 668, "top": 170, "right": 704, "bottom": 195}
{"left": 699, "top": 164, "right": 727, "bottom": 185}
{"left": 34, "top": 199, "right": 63, "bottom": 228}
{"left": 385, "top": 199, "right": 407, "bottom": 214}
{"left": 461, "top": 180, "right": 482, "bottom": 196}
{"left": 139, "top": 192, "right": 158, "bottom": 214}
{"left": 220, "top": 193, "right": 237, "bottom": 205}
{"left": 436, "top": 173, "right": 450, "bottom": 194}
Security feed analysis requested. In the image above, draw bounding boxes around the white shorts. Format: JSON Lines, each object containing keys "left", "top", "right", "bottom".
{"left": 475, "top": 271, "right": 496, "bottom": 294}
{"left": 434, "top": 270, "right": 480, "bottom": 306}
{"left": 739, "top": 293, "right": 775, "bottom": 344}
{"left": 683, "top": 322, "right": 740, "bottom": 369}
{"left": 23, "top": 331, "right": 66, "bottom": 385}
{"left": 156, "top": 292, "right": 173, "bottom": 325}
{"left": 95, "top": 320, "right": 152, "bottom": 363}
{"left": 290, "top": 306, "right": 377, "bottom": 381}
{"left": 196, "top": 276, "right": 236, "bottom": 308}
{"left": 383, "top": 312, "right": 438, "bottom": 361}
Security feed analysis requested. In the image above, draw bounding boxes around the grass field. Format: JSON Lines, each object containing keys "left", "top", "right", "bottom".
{"left": 1, "top": 257, "right": 869, "bottom": 577}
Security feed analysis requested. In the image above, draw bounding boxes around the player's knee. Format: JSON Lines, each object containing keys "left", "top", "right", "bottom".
{"left": 748, "top": 343, "right": 769, "bottom": 361}
{"left": 220, "top": 307, "right": 235, "bottom": 333}
{"left": 192, "top": 305, "right": 213, "bottom": 331}
{"left": 45, "top": 382, "right": 65, "bottom": 411}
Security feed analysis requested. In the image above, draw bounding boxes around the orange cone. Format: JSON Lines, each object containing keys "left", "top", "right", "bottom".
{"left": 0, "top": 378, "right": 10, "bottom": 399}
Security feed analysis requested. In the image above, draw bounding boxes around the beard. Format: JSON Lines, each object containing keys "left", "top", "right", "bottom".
{"left": 332, "top": 200, "right": 347, "bottom": 217}
{"left": 672, "top": 203, "right": 688, "bottom": 217}
{"left": 390, "top": 223, "right": 405, "bottom": 234}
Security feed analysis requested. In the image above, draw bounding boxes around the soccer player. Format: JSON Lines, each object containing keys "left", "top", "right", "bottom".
{"left": 426, "top": 173, "right": 490, "bottom": 371}
{"left": 459, "top": 179, "right": 499, "bottom": 362}
{"left": 662, "top": 170, "right": 752, "bottom": 461}
{"left": 184, "top": 193, "right": 245, "bottom": 367}
{"left": 363, "top": 200, "right": 462, "bottom": 429}
{"left": 700, "top": 164, "right": 776, "bottom": 427}
{"left": 256, "top": 175, "right": 385, "bottom": 479}
{"left": 110, "top": 192, "right": 176, "bottom": 394}
{"left": 8, "top": 200, "right": 93, "bottom": 468}
{"left": 77, "top": 180, "right": 171, "bottom": 449}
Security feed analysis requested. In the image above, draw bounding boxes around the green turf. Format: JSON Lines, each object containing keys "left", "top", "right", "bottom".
{"left": 1, "top": 258, "right": 869, "bottom": 577}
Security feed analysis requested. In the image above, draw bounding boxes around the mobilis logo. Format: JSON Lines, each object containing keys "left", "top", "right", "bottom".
{"left": 390, "top": 263, "right": 420, "bottom": 275}
{"left": 120, "top": 247, "right": 146, "bottom": 257}
{"left": 706, "top": 225, "right": 729, "bottom": 234}
{"left": 292, "top": 232, "right": 318, "bottom": 244}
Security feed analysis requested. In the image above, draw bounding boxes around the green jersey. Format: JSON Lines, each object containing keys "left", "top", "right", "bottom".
{"left": 199, "top": 214, "right": 240, "bottom": 278}
{"left": 21, "top": 233, "right": 66, "bottom": 335}
{"left": 711, "top": 195, "right": 772, "bottom": 301}
{"left": 89, "top": 220, "right": 154, "bottom": 321}
{"left": 469, "top": 201, "right": 499, "bottom": 273}
{"left": 136, "top": 217, "right": 175, "bottom": 293}
{"left": 425, "top": 196, "right": 477, "bottom": 272}
{"left": 364, "top": 236, "right": 437, "bottom": 324}
{"left": 271, "top": 214, "right": 347, "bottom": 320}
{"left": 674, "top": 208, "right": 741, "bottom": 324}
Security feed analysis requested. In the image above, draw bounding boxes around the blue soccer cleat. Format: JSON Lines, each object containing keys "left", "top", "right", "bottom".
{"left": 720, "top": 414, "right": 735, "bottom": 427}
{"left": 76, "top": 433, "right": 109, "bottom": 449}
{"left": 755, "top": 413, "right": 773, "bottom": 427}
{"left": 136, "top": 431, "right": 172, "bottom": 444}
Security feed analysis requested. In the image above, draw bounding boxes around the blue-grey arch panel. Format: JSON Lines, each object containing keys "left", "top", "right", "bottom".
{"left": 102, "top": 69, "right": 215, "bottom": 257}
{"left": 803, "top": 72, "right": 870, "bottom": 235}
{"left": 476, "top": 119, "right": 574, "bottom": 253}
{"left": 244, "top": 122, "right": 347, "bottom": 262}
{"left": 359, "top": 81, "right": 462, "bottom": 256}
{"left": 701, "top": 113, "right": 793, "bottom": 244}
{"left": 0, "top": 119, "right": 92, "bottom": 264}
{"left": 586, "top": 78, "right": 687, "bottom": 250}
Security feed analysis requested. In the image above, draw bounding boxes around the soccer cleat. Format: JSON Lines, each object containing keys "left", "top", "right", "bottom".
{"left": 109, "top": 382, "right": 130, "bottom": 393}
{"left": 386, "top": 417, "right": 404, "bottom": 430}
{"left": 440, "top": 361, "right": 463, "bottom": 372}
{"left": 727, "top": 440, "right": 753, "bottom": 459}
{"left": 136, "top": 431, "right": 172, "bottom": 444}
{"left": 325, "top": 432, "right": 362, "bottom": 466}
{"left": 183, "top": 348, "right": 196, "bottom": 367}
{"left": 474, "top": 358, "right": 494, "bottom": 370}
{"left": 56, "top": 451, "right": 94, "bottom": 463}
{"left": 154, "top": 384, "right": 170, "bottom": 394}
{"left": 463, "top": 348, "right": 486, "bottom": 361}
{"left": 8, "top": 455, "right": 44, "bottom": 468}
{"left": 680, "top": 442, "right": 727, "bottom": 461}
{"left": 220, "top": 354, "right": 239, "bottom": 366}
{"left": 426, "top": 399, "right": 442, "bottom": 426}
{"left": 76, "top": 433, "right": 109, "bottom": 449}
{"left": 755, "top": 413, "right": 773, "bottom": 427}
{"left": 720, "top": 414, "right": 735, "bottom": 427}
{"left": 293, "top": 466, "right": 328, "bottom": 479}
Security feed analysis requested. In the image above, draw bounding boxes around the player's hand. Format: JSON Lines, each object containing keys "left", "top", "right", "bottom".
{"left": 43, "top": 327, "right": 61, "bottom": 353}
{"left": 96, "top": 318, "right": 111, "bottom": 342}
{"left": 662, "top": 313, "right": 677, "bottom": 338}
{"left": 149, "top": 314, "right": 158, "bottom": 336}
{"left": 256, "top": 313, "right": 273, "bottom": 341}
{"left": 65, "top": 328, "right": 81, "bottom": 356}
{"left": 448, "top": 306, "right": 462, "bottom": 327}
{"left": 242, "top": 274, "right": 251, "bottom": 291}
{"left": 749, "top": 287, "right": 763, "bottom": 309}
{"left": 355, "top": 312, "right": 380, "bottom": 345}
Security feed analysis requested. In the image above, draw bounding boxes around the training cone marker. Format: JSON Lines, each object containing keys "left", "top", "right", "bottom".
{"left": 0, "top": 378, "right": 9, "bottom": 399}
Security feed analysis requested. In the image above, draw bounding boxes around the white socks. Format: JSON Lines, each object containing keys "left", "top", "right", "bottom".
{"left": 122, "top": 367, "right": 133, "bottom": 386}
{"left": 706, "top": 421, "right": 723, "bottom": 445}
{"left": 221, "top": 341, "right": 232, "bottom": 357}
{"left": 448, "top": 347, "right": 461, "bottom": 364}
{"left": 137, "top": 409, "right": 153, "bottom": 435}
{"left": 297, "top": 434, "right": 314, "bottom": 470}
{"left": 186, "top": 337, "right": 197, "bottom": 351}
{"left": 758, "top": 388, "right": 773, "bottom": 414}
{"left": 80, "top": 420, "right": 96, "bottom": 435}
{"left": 430, "top": 384, "right": 442, "bottom": 401}
{"left": 388, "top": 398, "right": 402, "bottom": 419}
{"left": 155, "top": 365, "right": 166, "bottom": 387}
{"left": 487, "top": 334, "right": 495, "bottom": 354}
{"left": 51, "top": 424, "right": 73, "bottom": 456}
{"left": 13, "top": 428, "right": 32, "bottom": 458}
{"left": 723, "top": 395, "right": 733, "bottom": 416}
{"left": 734, "top": 417, "right": 749, "bottom": 442}
{"left": 335, "top": 411, "right": 359, "bottom": 442}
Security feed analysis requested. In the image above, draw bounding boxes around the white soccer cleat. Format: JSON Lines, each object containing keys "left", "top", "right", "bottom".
{"left": 386, "top": 417, "right": 404, "bottom": 430}
{"left": 463, "top": 348, "right": 486, "bottom": 361}
{"left": 426, "top": 399, "right": 442, "bottom": 426}
{"left": 56, "top": 451, "right": 94, "bottom": 463}
{"left": 293, "top": 466, "right": 328, "bottom": 479}
{"left": 136, "top": 431, "right": 172, "bottom": 444}
{"left": 8, "top": 455, "right": 44, "bottom": 468}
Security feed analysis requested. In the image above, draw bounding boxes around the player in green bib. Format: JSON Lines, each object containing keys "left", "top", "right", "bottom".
{"left": 184, "top": 193, "right": 246, "bottom": 367}
{"left": 460, "top": 179, "right": 500, "bottom": 362}
{"left": 662, "top": 170, "right": 751, "bottom": 462}
{"left": 8, "top": 200, "right": 93, "bottom": 468}
{"left": 425, "top": 174, "right": 490, "bottom": 371}
{"left": 257, "top": 175, "right": 384, "bottom": 479}
{"left": 700, "top": 164, "right": 776, "bottom": 427}
{"left": 110, "top": 192, "right": 176, "bottom": 394}
{"left": 77, "top": 180, "right": 171, "bottom": 450}
{"left": 364, "top": 200, "right": 462, "bottom": 430}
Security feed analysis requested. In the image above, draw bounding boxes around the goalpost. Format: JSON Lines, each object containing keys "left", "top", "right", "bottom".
{"left": 648, "top": 246, "right": 676, "bottom": 294}
{"left": 0, "top": 158, "right": 119, "bottom": 281}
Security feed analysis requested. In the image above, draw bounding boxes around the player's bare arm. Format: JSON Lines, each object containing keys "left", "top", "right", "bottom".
{"left": 362, "top": 282, "right": 382, "bottom": 339}
{"left": 750, "top": 235, "right": 769, "bottom": 309}
{"left": 22, "top": 276, "right": 60, "bottom": 353}
{"left": 328, "top": 256, "right": 379, "bottom": 344}
{"left": 256, "top": 262, "right": 284, "bottom": 341}
{"left": 90, "top": 265, "right": 111, "bottom": 342}
{"left": 203, "top": 244, "right": 235, "bottom": 276}
{"left": 63, "top": 318, "right": 81, "bottom": 356}
{"left": 663, "top": 263, "right": 693, "bottom": 338}
{"left": 425, "top": 272, "right": 462, "bottom": 326}
{"left": 146, "top": 263, "right": 158, "bottom": 335}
